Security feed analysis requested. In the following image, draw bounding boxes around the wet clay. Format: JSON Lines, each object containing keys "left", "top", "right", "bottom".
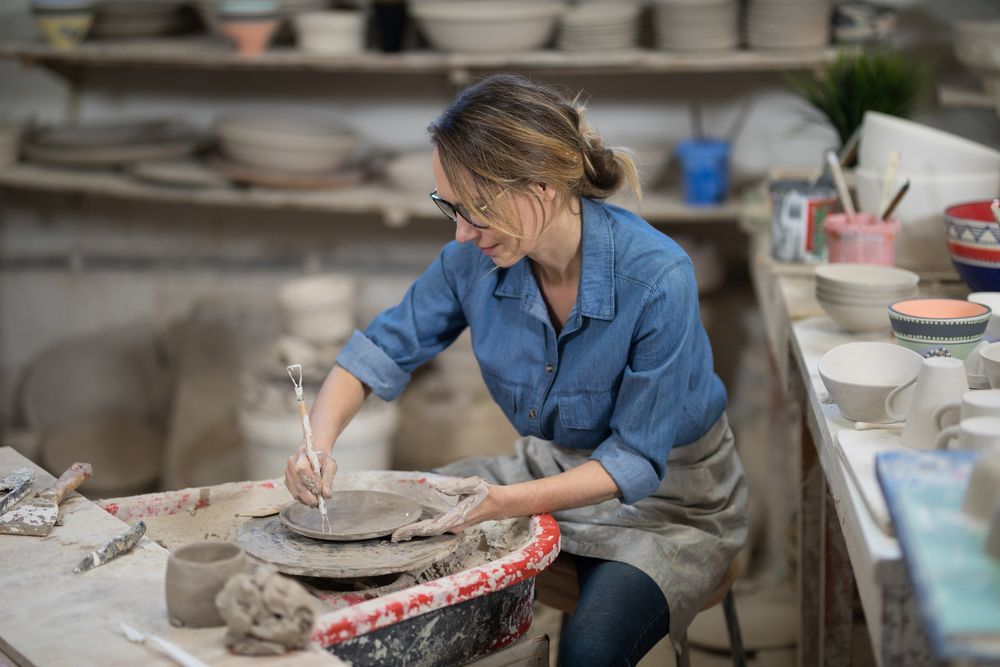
{"left": 216, "top": 566, "right": 316, "bottom": 656}
{"left": 280, "top": 490, "right": 420, "bottom": 541}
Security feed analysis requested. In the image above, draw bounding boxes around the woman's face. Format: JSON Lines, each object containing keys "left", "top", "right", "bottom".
{"left": 432, "top": 148, "right": 548, "bottom": 268}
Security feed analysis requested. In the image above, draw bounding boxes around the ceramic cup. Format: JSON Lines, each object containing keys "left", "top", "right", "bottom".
{"left": 165, "top": 541, "right": 249, "bottom": 628}
{"left": 962, "top": 449, "right": 1000, "bottom": 521}
{"left": 886, "top": 356, "right": 969, "bottom": 450}
{"left": 934, "top": 389, "right": 1000, "bottom": 432}
{"left": 933, "top": 416, "right": 1000, "bottom": 452}
{"left": 980, "top": 341, "right": 1000, "bottom": 389}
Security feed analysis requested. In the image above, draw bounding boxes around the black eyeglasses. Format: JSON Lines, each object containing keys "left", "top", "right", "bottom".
{"left": 429, "top": 189, "right": 490, "bottom": 230}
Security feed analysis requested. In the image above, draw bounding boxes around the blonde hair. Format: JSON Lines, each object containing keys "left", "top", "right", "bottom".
{"left": 429, "top": 74, "right": 640, "bottom": 241}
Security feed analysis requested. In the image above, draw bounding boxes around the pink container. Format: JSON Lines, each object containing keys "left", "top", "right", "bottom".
{"left": 823, "top": 213, "right": 901, "bottom": 265}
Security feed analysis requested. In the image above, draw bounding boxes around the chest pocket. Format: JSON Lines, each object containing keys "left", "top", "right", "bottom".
{"left": 558, "top": 391, "right": 614, "bottom": 430}
{"left": 483, "top": 371, "right": 519, "bottom": 417}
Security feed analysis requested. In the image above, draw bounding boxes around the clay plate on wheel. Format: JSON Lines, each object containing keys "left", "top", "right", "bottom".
{"left": 279, "top": 490, "right": 420, "bottom": 541}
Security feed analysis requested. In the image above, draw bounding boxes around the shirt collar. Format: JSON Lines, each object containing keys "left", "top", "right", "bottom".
{"left": 493, "top": 197, "right": 616, "bottom": 321}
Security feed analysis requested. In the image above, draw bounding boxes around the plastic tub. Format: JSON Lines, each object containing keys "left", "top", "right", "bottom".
{"left": 676, "top": 139, "right": 730, "bottom": 206}
{"left": 823, "top": 212, "right": 900, "bottom": 265}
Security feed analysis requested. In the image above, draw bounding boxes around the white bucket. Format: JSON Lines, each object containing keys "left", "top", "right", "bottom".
{"left": 278, "top": 273, "right": 356, "bottom": 345}
{"left": 240, "top": 399, "right": 398, "bottom": 482}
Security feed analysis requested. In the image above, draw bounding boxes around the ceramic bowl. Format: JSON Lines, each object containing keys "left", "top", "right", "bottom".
{"left": 814, "top": 263, "right": 919, "bottom": 292}
{"left": 855, "top": 169, "right": 999, "bottom": 272}
{"left": 815, "top": 295, "right": 893, "bottom": 333}
{"left": 411, "top": 1, "right": 567, "bottom": 53}
{"left": 279, "top": 273, "right": 356, "bottom": 344}
{"left": 293, "top": 10, "right": 364, "bottom": 54}
{"left": 945, "top": 201, "right": 1000, "bottom": 292}
{"left": 216, "top": 115, "right": 359, "bottom": 173}
{"left": 859, "top": 111, "right": 1000, "bottom": 178}
{"left": 888, "top": 298, "right": 991, "bottom": 359}
{"left": 32, "top": 6, "right": 95, "bottom": 50}
{"left": 165, "top": 541, "right": 250, "bottom": 628}
{"left": 818, "top": 341, "right": 924, "bottom": 422}
{"left": 969, "top": 292, "right": 1000, "bottom": 341}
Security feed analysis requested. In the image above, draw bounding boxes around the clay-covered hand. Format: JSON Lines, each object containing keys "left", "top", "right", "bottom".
{"left": 283, "top": 445, "right": 336, "bottom": 508}
{"left": 390, "top": 476, "right": 491, "bottom": 542}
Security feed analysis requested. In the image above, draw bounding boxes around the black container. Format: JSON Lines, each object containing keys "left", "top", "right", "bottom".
{"left": 373, "top": 0, "right": 407, "bottom": 52}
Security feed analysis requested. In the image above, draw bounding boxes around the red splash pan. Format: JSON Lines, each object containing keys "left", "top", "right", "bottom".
{"left": 100, "top": 471, "right": 561, "bottom": 664}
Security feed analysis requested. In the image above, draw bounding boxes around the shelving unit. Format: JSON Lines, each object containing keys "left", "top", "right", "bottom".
{"left": 0, "top": 164, "right": 741, "bottom": 227}
{"left": 939, "top": 85, "right": 1000, "bottom": 115}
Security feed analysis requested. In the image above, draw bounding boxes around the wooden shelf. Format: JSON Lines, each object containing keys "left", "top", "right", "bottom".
{"left": 0, "top": 40, "right": 840, "bottom": 77}
{"left": 939, "top": 85, "right": 1000, "bottom": 114}
{"left": 0, "top": 163, "right": 741, "bottom": 226}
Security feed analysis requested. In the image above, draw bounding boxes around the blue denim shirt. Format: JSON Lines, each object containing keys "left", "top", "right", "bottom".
{"left": 336, "top": 197, "right": 727, "bottom": 504}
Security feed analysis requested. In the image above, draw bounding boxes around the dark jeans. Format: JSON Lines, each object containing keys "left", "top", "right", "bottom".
{"left": 557, "top": 555, "right": 671, "bottom": 667}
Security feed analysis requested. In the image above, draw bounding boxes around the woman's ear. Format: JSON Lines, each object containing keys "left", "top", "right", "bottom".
{"left": 536, "top": 182, "right": 557, "bottom": 203}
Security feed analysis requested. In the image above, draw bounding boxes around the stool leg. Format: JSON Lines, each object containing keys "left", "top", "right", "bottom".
{"left": 675, "top": 633, "right": 691, "bottom": 667}
{"left": 722, "top": 590, "right": 747, "bottom": 667}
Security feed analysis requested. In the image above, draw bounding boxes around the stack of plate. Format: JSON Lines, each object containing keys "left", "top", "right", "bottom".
{"left": 652, "top": 0, "right": 739, "bottom": 52}
{"left": 746, "top": 0, "right": 830, "bottom": 50}
{"left": 91, "top": 0, "right": 192, "bottom": 39}
{"left": 213, "top": 115, "right": 362, "bottom": 189}
{"left": 23, "top": 118, "right": 201, "bottom": 169}
{"left": 557, "top": 2, "right": 641, "bottom": 52}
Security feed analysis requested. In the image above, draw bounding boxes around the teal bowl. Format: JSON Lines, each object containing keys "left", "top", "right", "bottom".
{"left": 888, "top": 298, "right": 990, "bottom": 359}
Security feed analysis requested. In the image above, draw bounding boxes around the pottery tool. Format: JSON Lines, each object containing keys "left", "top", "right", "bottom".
{"left": 74, "top": 521, "right": 146, "bottom": 573}
{"left": 991, "top": 199, "right": 1000, "bottom": 225}
{"left": 0, "top": 462, "right": 90, "bottom": 536}
{"left": 825, "top": 150, "right": 856, "bottom": 218}
{"left": 880, "top": 178, "right": 911, "bottom": 221}
{"left": 0, "top": 468, "right": 35, "bottom": 516}
{"left": 120, "top": 623, "right": 209, "bottom": 667}
{"left": 877, "top": 149, "right": 901, "bottom": 217}
{"left": 286, "top": 364, "right": 329, "bottom": 531}
{"left": 810, "top": 125, "right": 861, "bottom": 186}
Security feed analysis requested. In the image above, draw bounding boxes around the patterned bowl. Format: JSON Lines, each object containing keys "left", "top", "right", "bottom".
{"left": 888, "top": 297, "right": 991, "bottom": 359}
{"left": 946, "top": 200, "right": 1000, "bottom": 292}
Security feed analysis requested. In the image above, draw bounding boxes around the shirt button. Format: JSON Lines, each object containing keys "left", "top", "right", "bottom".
{"left": 545, "top": 364, "right": 554, "bottom": 373}
{"left": 528, "top": 409, "right": 537, "bottom": 419}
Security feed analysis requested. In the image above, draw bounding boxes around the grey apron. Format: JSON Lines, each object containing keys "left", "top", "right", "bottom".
{"left": 435, "top": 412, "right": 749, "bottom": 641}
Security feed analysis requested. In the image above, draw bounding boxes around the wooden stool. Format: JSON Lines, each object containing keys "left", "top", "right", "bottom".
{"left": 535, "top": 553, "right": 746, "bottom": 667}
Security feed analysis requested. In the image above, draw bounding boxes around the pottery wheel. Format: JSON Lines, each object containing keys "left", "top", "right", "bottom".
{"left": 236, "top": 514, "right": 461, "bottom": 579}
{"left": 279, "top": 490, "right": 420, "bottom": 541}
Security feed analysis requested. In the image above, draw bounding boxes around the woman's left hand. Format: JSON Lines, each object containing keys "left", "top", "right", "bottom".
{"left": 390, "top": 476, "right": 501, "bottom": 542}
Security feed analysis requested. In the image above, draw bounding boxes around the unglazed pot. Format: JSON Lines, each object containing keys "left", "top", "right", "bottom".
{"left": 166, "top": 541, "right": 250, "bottom": 627}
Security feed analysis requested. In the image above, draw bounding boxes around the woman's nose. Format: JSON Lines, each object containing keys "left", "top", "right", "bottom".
{"left": 454, "top": 219, "right": 478, "bottom": 244}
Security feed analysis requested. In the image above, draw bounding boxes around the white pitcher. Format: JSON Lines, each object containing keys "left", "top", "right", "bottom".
{"left": 885, "top": 356, "right": 969, "bottom": 450}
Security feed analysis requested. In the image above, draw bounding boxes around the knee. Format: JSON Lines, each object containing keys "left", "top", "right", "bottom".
{"left": 557, "top": 612, "right": 630, "bottom": 667}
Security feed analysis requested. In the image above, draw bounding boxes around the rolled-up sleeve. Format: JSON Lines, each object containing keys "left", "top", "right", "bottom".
{"left": 335, "top": 242, "right": 469, "bottom": 401}
{"left": 591, "top": 257, "right": 700, "bottom": 504}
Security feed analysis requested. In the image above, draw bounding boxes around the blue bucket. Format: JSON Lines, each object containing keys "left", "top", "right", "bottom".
{"left": 676, "top": 139, "right": 731, "bottom": 206}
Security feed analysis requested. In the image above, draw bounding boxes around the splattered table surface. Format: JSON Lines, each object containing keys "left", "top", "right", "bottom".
{"left": 877, "top": 449, "right": 1000, "bottom": 664}
{"left": 0, "top": 446, "right": 346, "bottom": 667}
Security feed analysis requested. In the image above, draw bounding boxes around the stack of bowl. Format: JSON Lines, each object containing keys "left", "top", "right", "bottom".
{"left": 293, "top": 9, "right": 364, "bottom": 54}
{"left": 746, "top": 0, "right": 830, "bottom": 50}
{"left": 195, "top": 0, "right": 326, "bottom": 36}
{"left": 856, "top": 111, "right": 1000, "bottom": 274}
{"left": 91, "top": 0, "right": 191, "bottom": 39}
{"left": 32, "top": 0, "right": 95, "bottom": 49}
{"left": 945, "top": 201, "right": 1000, "bottom": 292}
{"left": 557, "top": 2, "right": 641, "bottom": 52}
{"left": 410, "top": 1, "right": 567, "bottom": 53}
{"left": 652, "top": 0, "right": 739, "bottom": 52}
{"left": 214, "top": 114, "right": 359, "bottom": 184}
{"left": 953, "top": 21, "right": 1000, "bottom": 94}
{"left": 815, "top": 263, "right": 919, "bottom": 333}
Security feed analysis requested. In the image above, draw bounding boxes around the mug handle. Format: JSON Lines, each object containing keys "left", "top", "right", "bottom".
{"left": 885, "top": 376, "right": 917, "bottom": 422}
{"left": 933, "top": 402, "right": 962, "bottom": 432}
{"left": 934, "top": 425, "right": 961, "bottom": 450}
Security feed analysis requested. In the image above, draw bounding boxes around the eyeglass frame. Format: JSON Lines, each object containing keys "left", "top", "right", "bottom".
{"left": 429, "top": 189, "right": 491, "bottom": 230}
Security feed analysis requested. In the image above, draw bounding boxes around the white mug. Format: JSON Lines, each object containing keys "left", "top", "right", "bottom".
{"left": 934, "top": 416, "right": 1000, "bottom": 452}
{"left": 963, "top": 449, "right": 1000, "bottom": 521}
{"left": 934, "top": 389, "right": 1000, "bottom": 432}
{"left": 980, "top": 341, "right": 1000, "bottom": 389}
{"left": 886, "top": 357, "right": 969, "bottom": 451}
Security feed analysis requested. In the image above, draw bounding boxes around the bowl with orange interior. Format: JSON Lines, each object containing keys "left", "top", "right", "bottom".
{"left": 888, "top": 298, "right": 991, "bottom": 359}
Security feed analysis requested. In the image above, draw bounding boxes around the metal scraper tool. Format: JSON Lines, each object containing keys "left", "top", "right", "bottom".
{"left": 0, "top": 462, "right": 91, "bottom": 536}
{"left": 0, "top": 468, "right": 35, "bottom": 516}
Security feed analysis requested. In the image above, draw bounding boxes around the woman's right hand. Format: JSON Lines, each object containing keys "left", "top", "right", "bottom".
{"left": 284, "top": 445, "right": 337, "bottom": 507}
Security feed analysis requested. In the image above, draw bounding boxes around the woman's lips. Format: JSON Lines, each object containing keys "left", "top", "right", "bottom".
{"left": 480, "top": 243, "right": 499, "bottom": 256}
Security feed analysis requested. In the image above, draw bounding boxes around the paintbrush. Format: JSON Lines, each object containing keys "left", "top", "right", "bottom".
{"left": 825, "top": 150, "right": 856, "bottom": 218}
{"left": 992, "top": 199, "right": 1000, "bottom": 224}
{"left": 286, "top": 364, "right": 328, "bottom": 527}
{"left": 880, "top": 178, "right": 911, "bottom": 221}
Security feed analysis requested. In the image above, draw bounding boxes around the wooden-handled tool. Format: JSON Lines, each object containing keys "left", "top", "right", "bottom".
{"left": 287, "top": 364, "right": 329, "bottom": 527}
{"left": 0, "top": 462, "right": 91, "bottom": 536}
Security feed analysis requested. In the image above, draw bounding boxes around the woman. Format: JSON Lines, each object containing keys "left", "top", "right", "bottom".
{"left": 284, "top": 74, "right": 747, "bottom": 666}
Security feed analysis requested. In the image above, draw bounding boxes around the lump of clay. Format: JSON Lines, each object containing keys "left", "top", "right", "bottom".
{"left": 215, "top": 565, "right": 316, "bottom": 656}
